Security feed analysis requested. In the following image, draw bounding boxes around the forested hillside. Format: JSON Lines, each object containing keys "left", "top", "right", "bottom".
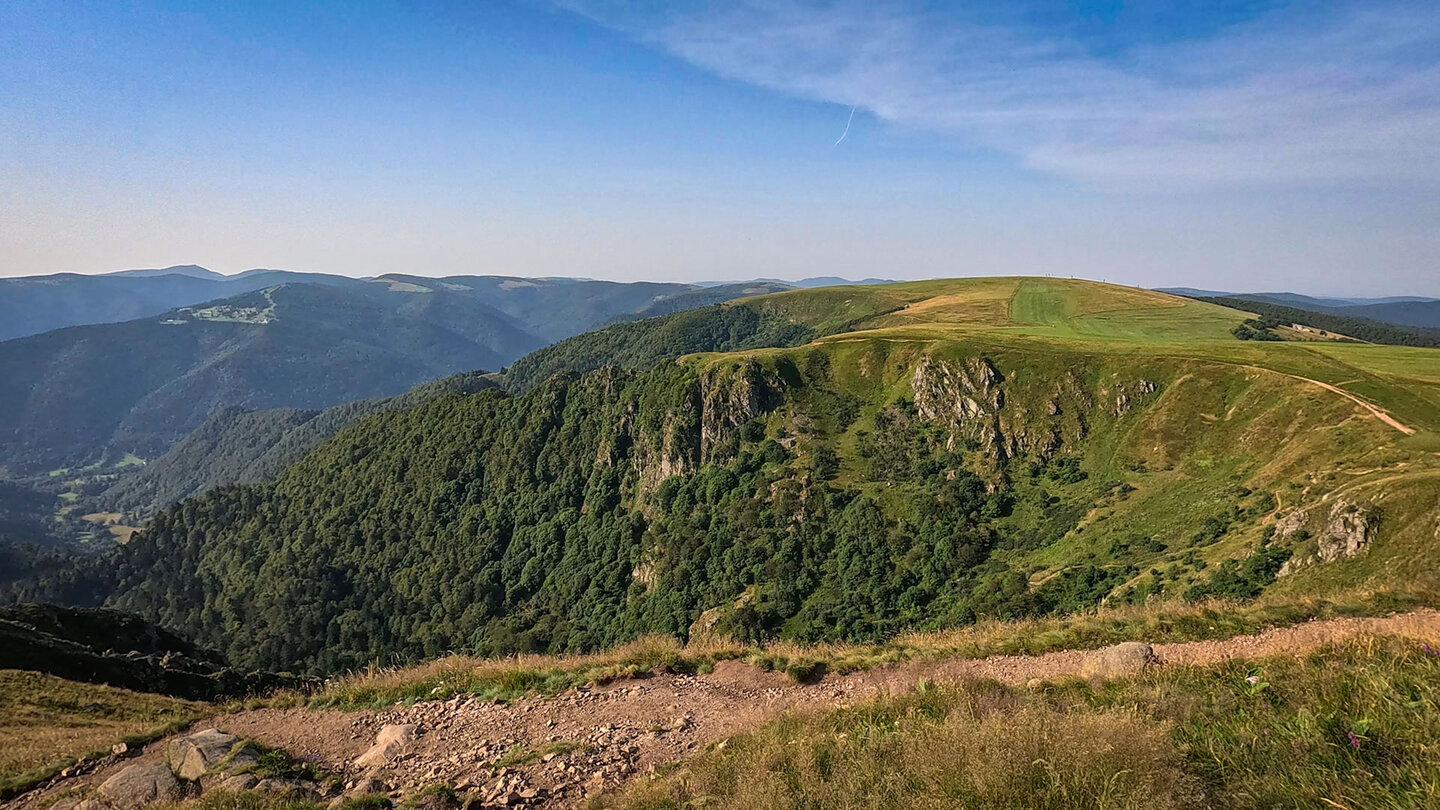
{"left": 80, "top": 279, "right": 1440, "bottom": 674}
{"left": 97, "top": 372, "right": 497, "bottom": 518}
{"left": 503, "top": 285, "right": 909, "bottom": 391}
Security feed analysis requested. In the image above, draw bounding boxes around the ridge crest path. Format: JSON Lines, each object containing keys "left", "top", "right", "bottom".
{"left": 14, "top": 609, "right": 1440, "bottom": 810}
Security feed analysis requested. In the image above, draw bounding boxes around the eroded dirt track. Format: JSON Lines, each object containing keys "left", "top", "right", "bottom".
{"left": 13, "top": 609, "right": 1440, "bottom": 810}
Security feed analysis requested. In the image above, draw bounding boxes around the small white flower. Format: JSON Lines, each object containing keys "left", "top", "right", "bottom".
{"left": 1245, "top": 675, "right": 1260, "bottom": 685}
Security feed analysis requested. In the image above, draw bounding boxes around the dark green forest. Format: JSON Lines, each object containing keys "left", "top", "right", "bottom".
{"left": 61, "top": 351, "right": 1127, "bottom": 674}
{"left": 1200, "top": 296, "right": 1440, "bottom": 347}
{"left": 502, "top": 303, "right": 816, "bottom": 392}
{"left": 99, "top": 371, "right": 498, "bottom": 518}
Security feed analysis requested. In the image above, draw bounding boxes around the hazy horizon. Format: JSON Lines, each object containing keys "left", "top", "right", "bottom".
{"left": 4, "top": 1, "right": 1438, "bottom": 296}
{"left": 8, "top": 264, "right": 1438, "bottom": 302}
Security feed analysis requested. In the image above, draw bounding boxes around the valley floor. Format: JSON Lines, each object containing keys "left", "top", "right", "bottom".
{"left": 12, "top": 608, "right": 1440, "bottom": 810}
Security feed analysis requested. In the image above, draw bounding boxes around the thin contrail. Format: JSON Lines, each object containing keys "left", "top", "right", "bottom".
{"left": 834, "top": 105, "right": 856, "bottom": 145}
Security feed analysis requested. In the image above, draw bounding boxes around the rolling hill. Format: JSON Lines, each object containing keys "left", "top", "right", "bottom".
{"left": 0, "top": 277, "right": 791, "bottom": 480}
{"left": 95, "top": 372, "right": 498, "bottom": 519}
{"left": 1161, "top": 287, "right": 1440, "bottom": 330}
{"left": 0, "top": 266, "right": 359, "bottom": 341}
{"left": 1333, "top": 299, "right": 1440, "bottom": 329}
{"left": 0, "top": 283, "right": 538, "bottom": 476}
{"left": 0, "top": 266, "right": 793, "bottom": 344}
{"left": 25, "top": 277, "right": 1427, "bottom": 673}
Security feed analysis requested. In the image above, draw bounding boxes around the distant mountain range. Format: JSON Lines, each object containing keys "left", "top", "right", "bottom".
{"left": 696, "top": 276, "right": 896, "bottom": 289}
{"left": 1158, "top": 288, "right": 1440, "bottom": 329}
{"left": 0, "top": 268, "right": 791, "bottom": 477}
{"left": 0, "top": 266, "right": 357, "bottom": 342}
{"left": 0, "top": 266, "right": 892, "bottom": 343}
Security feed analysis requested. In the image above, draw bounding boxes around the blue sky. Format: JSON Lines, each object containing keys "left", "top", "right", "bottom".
{"left": 2, "top": 1, "right": 1437, "bottom": 294}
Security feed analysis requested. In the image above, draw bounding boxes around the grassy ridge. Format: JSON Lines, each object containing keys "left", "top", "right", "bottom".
{"left": 698, "top": 333, "right": 1438, "bottom": 604}
{"left": 277, "top": 587, "right": 1428, "bottom": 711}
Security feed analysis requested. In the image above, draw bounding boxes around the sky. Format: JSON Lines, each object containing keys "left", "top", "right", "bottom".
{"left": 1, "top": 1, "right": 1438, "bottom": 295}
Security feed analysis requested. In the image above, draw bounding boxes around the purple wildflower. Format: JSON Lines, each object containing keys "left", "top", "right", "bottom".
{"left": 1347, "top": 731, "right": 1362, "bottom": 749}
{"left": 1422, "top": 644, "right": 1439, "bottom": 656}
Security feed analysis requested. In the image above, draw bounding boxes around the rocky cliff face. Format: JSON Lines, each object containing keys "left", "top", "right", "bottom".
{"left": 913, "top": 356, "right": 1008, "bottom": 461}
{"left": 630, "top": 358, "right": 784, "bottom": 498}
{"left": 1277, "top": 499, "right": 1377, "bottom": 576}
{"left": 911, "top": 355, "right": 1149, "bottom": 476}
{"left": 697, "top": 359, "right": 782, "bottom": 465}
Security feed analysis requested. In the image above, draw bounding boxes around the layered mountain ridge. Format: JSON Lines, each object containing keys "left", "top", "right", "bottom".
{"left": 36, "top": 277, "right": 1434, "bottom": 673}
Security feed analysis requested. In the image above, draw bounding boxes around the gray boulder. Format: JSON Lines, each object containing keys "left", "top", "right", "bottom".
{"left": 98, "top": 763, "right": 185, "bottom": 810}
{"left": 1080, "top": 641, "right": 1160, "bottom": 679}
{"left": 1318, "top": 502, "right": 1373, "bottom": 563}
{"left": 254, "top": 778, "right": 321, "bottom": 799}
{"left": 1277, "top": 499, "right": 1376, "bottom": 576}
{"left": 218, "top": 773, "right": 261, "bottom": 791}
{"left": 168, "top": 728, "right": 257, "bottom": 780}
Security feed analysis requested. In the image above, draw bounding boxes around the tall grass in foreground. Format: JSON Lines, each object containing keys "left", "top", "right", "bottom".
{"left": 591, "top": 637, "right": 1440, "bottom": 810}
{"left": 289, "top": 587, "right": 1430, "bottom": 710}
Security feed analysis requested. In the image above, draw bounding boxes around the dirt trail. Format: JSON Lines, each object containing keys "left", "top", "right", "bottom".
{"left": 1277, "top": 371, "right": 1415, "bottom": 435}
{"left": 14, "top": 610, "right": 1439, "bottom": 810}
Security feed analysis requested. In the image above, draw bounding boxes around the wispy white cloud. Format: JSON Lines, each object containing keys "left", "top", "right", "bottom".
{"left": 568, "top": 1, "right": 1440, "bottom": 189}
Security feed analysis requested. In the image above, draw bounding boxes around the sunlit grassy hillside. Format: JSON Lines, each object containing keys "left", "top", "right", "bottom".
{"left": 104, "top": 276, "right": 1440, "bottom": 676}
{"left": 679, "top": 278, "right": 1440, "bottom": 603}
{"left": 731, "top": 277, "right": 1439, "bottom": 432}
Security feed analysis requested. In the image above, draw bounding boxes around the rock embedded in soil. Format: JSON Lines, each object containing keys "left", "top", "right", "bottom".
{"left": 168, "top": 728, "right": 256, "bottom": 780}
{"left": 218, "top": 773, "right": 261, "bottom": 792}
{"left": 354, "top": 723, "right": 420, "bottom": 769}
{"left": 98, "top": 763, "right": 186, "bottom": 810}
{"left": 1079, "top": 641, "right": 1160, "bottom": 679}
{"left": 253, "top": 777, "right": 321, "bottom": 798}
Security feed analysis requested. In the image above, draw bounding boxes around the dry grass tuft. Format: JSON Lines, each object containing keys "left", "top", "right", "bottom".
{"left": 593, "top": 636, "right": 1440, "bottom": 809}
{"left": 0, "top": 670, "right": 207, "bottom": 797}
{"left": 743, "top": 586, "right": 1430, "bottom": 678}
{"left": 300, "top": 635, "right": 743, "bottom": 710}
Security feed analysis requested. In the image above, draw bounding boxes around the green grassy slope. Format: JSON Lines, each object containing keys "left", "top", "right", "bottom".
{"left": 682, "top": 278, "right": 1440, "bottom": 599}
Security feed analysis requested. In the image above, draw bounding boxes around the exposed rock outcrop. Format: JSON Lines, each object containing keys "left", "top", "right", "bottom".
{"left": 911, "top": 356, "right": 1133, "bottom": 475}
{"left": 1111, "top": 379, "right": 1158, "bottom": 417}
{"left": 912, "top": 356, "right": 1007, "bottom": 462}
{"left": 697, "top": 359, "right": 782, "bottom": 465}
{"left": 1276, "top": 500, "right": 1377, "bottom": 577}
{"left": 633, "top": 358, "right": 783, "bottom": 498}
